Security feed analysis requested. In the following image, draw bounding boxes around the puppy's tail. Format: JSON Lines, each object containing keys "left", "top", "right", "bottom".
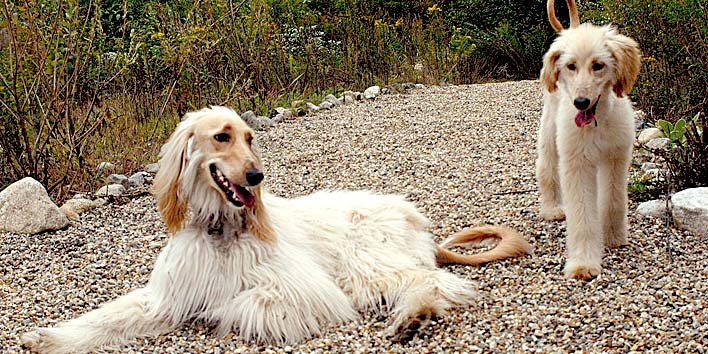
{"left": 436, "top": 226, "right": 533, "bottom": 266}
{"left": 547, "top": 0, "right": 580, "bottom": 33}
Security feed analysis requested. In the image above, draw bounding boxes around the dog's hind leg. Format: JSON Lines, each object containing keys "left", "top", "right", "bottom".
{"left": 536, "top": 104, "right": 565, "bottom": 221}
{"left": 599, "top": 156, "right": 631, "bottom": 248}
{"left": 384, "top": 270, "right": 477, "bottom": 343}
{"left": 22, "top": 288, "right": 173, "bottom": 354}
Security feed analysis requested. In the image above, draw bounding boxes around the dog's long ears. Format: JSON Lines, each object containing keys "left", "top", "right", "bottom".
{"left": 548, "top": 0, "right": 580, "bottom": 32}
{"left": 153, "top": 120, "right": 193, "bottom": 234}
{"left": 606, "top": 31, "right": 641, "bottom": 97}
{"left": 245, "top": 187, "right": 276, "bottom": 242}
{"left": 540, "top": 49, "right": 561, "bottom": 92}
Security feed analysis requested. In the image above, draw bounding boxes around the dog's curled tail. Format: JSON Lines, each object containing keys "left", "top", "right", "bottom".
{"left": 547, "top": 0, "right": 580, "bottom": 33}
{"left": 436, "top": 226, "right": 533, "bottom": 266}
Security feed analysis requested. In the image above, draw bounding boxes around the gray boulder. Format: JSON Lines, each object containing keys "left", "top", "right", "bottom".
{"left": 0, "top": 177, "right": 69, "bottom": 234}
{"left": 323, "top": 94, "right": 342, "bottom": 106}
{"left": 400, "top": 82, "right": 416, "bottom": 90}
{"left": 128, "top": 172, "right": 147, "bottom": 188}
{"left": 306, "top": 102, "right": 320, "bottom": 113}
{"left": 364, "top": 85, "right": 381, "bottom": 99}
{"left": 645, "top": 138, "right": 671, "bottom": 150}
{"left": 145, "top": 162, "right": 160, "bottom": 174}
{"left": 107, "top": 174, "right": 128, "bottom": 187}
{"left": 637, "top": 199, "right": 668, "bottom": 218}
{"left": 60, "top": 198, "right": 97, "bottom": 220}
{"left": 319, "top": 101, "right": 334, "bottom": 110}
{"left": 638, "top": 128, "right": 662, "bottom": 145}
{"left": 640, "top": 162, "right": 659, "bottom": 171}
{"left": 95, "top": 184, "right": 126, "bottom": 197}
{"left": 671, "top": 187, "right": 708, "bottom": 237}
{"left": 241, "top": 111, "right": 272, "bottom": 130}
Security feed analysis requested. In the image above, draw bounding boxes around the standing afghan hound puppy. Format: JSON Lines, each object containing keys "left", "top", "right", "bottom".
{"left": 536, "top": 0, "right": 641, "bottom": 279}
{"left": 23, "top": 106, "right": 532, "bottom": 353}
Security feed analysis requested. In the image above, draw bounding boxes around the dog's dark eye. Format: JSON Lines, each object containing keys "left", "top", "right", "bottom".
{"left": 214, "top": 133, "right": 230, "bottom": 142}
{"left": 567, "top": 63, "right": 576, "bottom": 71}
{"left": 592, "top": 62, "right": 605, "bottom": 71}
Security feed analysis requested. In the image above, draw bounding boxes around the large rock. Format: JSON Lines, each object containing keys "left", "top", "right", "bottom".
{"left": 241, "top": 111, "right": 272, "bottom": 131}
{"left": 645, "top": 138, "right": 671, "bottom": 150}
{"left": 319, "top": 101, "right": 334, "bottom": 110}
{"left": 323, "top": 94, "right": 342, "bottom": 106}
{"left": 364, "top": 85, "right": 381, "bottom": 99}
{"left": 128, "top": 172, "right": 147, "bottom": 188}
{"left": 145, "top": 162, "right": 160, "bottom": 174}
{"left": 60, "top": 198, "right": 97, "bottom": 220}
{"left": 0, "top": 177, "right": 69, "bottom": 234}
{"left": 306, "top": 102, "right": 320, "bottom": 114}
{"left": 671, "top": 188, "right": 708, "bottom": 237}
{"left": 95, "top": 184, "right": 126, "bottom": 197}
{"left": 637, "top": 199, "right": 668, "bottom": 218}
{"left": 638, "top": 128, "right": 663, "bottom": 144}
{"left": 107, "top": 173, "right": 128, "bottom": 187}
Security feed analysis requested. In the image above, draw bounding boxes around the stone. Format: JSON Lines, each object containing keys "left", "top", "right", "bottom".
{"left": 645, "top": 137, "right": 671, "bottom": 150}
{"left": 638, "top": 128, "right": 663, "bottom": 144}
{"left": 634, "top": 110, "right": 648, "bottom": 130}
{"left": 671, "top": 187, "right": 708, "bottom": 237}
{"left": 107, "top": 174, "right": 128, "bottom": 187}
{"left": 381, "top": 87, "right": 390, "bottom": 95}
{"left": 271, "top": 113, "right": 285, "bottom": 123}
{"left": 95, "top": 184, "right": 126, "bottom": 197}
{"left": 324, "top": 94, "right": 342, "bottom": 106}
{"left": 145, "top": 163, "right": 160, "bottom": 174}
{"left": 400, "top": 82, "right": 416, "bottom": 90}
{"left": 637, "top": 199, "right": 668, "bottom": 218}
{"left": 414, "top": 84, "right": 425, "bottom": 89}
{"left": 0, "top": 177, "right": 69, "bottom": 234}
{"left": 641, "top": 162, "right": 659, "bottom": 171}
{"left": 60, "top": 198, "right": 97, "bottom": 220}
{"left": 364, "top": 85, "right": 381, "bottom": 99}
{"left": 241, "top": 111, "right": 272, "bottom": 131}
{"left": 306, "top": 102, "right": 320, "bottom": 113}
{"left": 295, "top": 107, "right": 306, "bottom": 116}
{"left": 341, "top": 91, "right": 360, "bottom": 104}
{"left": 128, "top": 172, "right": 147, "bottom": 188}
{"left": 319, "top": 101, "right": 334, "bottom": 110}
{"left": 96, "top": 161, "right": 116, "bottom": 172}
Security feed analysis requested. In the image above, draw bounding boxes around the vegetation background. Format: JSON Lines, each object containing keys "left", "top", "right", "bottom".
{"left": 0, "top": 0, "right": 705, "bottom": 201}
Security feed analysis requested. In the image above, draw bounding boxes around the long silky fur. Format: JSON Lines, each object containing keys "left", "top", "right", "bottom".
{"left": 22, "top": 106, "right": 529, "bottom": 353}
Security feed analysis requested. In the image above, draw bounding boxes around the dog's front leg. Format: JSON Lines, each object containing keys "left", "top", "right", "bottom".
{"left": 599, "top": 156, "right": 630, "bottom": 248}
{"left": 22, "top": 288, "right": 173, "bottom": 354}
{"left": 536, "top": 104, "right": 565, "bottom": 221}
{"left": 559, "top": 157, "right": 603, "bottom": 280}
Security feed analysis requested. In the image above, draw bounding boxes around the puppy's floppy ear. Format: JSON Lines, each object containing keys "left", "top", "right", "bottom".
{"left": 153, "top": 119, "right": 194, "bottom": 234}
{"left": 540, "top": 49, "right": 561, "bottom": 92}
{"left": 606, "top": 30, "right": 641, "bottom": 97}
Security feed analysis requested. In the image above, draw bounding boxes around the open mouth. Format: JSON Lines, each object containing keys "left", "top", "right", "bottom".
{"left": 209, "top": 164, "right": 255, "bottom": 208}
{"left": 574, "top": 99, "right": 599, "bottom": 128}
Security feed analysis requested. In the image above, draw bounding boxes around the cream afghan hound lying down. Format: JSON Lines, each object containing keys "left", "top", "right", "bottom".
{"left": 536, "top": 0, "right": 641, "bottom": 280}
{"left": 23, "top": 106, "right": 532, "bottom": 353}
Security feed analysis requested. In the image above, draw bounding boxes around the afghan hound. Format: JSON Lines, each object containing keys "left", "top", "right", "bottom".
{"left": 23, "top": 106, "right": 532, "bottom": 353}
{"left": 536, "top": 0, "right": 641, "bottom": 279}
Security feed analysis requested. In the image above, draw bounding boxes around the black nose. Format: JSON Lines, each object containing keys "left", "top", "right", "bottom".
{"left": 245, "top": 170, "right": 264, "bottom": 186}
{"left": 574, "top": 97, "right": 591, "bottom": 110}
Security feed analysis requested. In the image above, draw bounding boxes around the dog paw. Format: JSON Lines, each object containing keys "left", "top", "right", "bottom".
{"left": 540, "top": 206, "right": 565, "bottom": 221}
{"left": 386, "top": 310, "right": 437, "bottom": 343}
{"left": 22, "top": 328, "right": 65, "bottom": 354}
{"left": 605, "top": 232, "right": 629, "bottom": 249}
{"left": 564, "top": 263, "right": 601, "bottom": 280}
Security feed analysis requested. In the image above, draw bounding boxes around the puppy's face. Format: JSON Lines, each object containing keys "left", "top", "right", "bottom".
{"left": 189, "top": 114, "right": 263, "bottom": 208}
{"left": 540, "top": 24, "right": 641, "bottom": 127}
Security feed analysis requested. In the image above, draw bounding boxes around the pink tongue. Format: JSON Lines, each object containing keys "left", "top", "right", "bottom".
{"left": 234, "top": 187, "right": 255, "bottom": 208}
{"left": 575, "top": 110, "right": 595, "bottom": 127}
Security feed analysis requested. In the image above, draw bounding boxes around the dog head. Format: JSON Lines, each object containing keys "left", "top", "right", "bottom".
{"left": 153, "top": 106, "right": 273, "bottom": 241}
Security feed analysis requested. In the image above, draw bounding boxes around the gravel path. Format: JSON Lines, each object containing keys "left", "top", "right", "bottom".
{"left": 2, "top": 81, "right": 706, "bottom": 353}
